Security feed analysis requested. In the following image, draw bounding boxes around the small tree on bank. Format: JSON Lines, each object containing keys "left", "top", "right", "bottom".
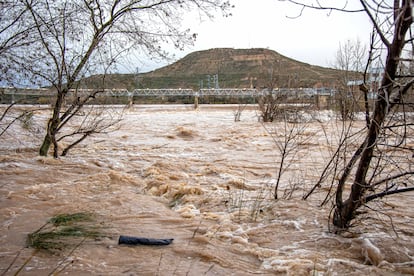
{"left": 2, "top": 0, "right": 231, "bottom": 157}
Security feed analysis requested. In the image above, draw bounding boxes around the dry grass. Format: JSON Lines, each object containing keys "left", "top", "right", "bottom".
{"left": 27, "top": 212, "right": 105, "bottom": 254}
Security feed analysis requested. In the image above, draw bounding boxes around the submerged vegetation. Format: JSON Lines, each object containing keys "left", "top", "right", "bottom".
{"left": 27, "top": 212, "right": 105, "bottom": 253}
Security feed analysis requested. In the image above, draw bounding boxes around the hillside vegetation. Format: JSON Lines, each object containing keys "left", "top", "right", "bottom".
{"left": 81, "top": 48, "right": 343, "bottom": 90}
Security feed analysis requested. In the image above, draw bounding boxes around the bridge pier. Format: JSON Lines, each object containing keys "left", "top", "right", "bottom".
{"left": 194, "top": 95, "right": 199, "bottom": 109}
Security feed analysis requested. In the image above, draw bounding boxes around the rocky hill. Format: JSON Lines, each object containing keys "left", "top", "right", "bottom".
{"left": 82, "top": 48, "right": 343, "bottom": 90}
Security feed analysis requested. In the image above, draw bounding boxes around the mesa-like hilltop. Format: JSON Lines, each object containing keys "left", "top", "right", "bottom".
{"left": 83, "top": 48, "right": 342, "bottom": 90}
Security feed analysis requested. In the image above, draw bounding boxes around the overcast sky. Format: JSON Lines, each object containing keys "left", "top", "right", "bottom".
{"left": 125, "top": 0, "right": 373, "bottom": 73}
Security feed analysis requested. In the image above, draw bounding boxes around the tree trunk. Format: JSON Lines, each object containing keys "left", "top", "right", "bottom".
{"left": 39, "top": 131, "right": 51, "bottom": 156}
{"left": 39, "top": 90, "right": 65, "bottom": 157}
{"left": 39, "top": 117, "right": 60, "bottom": 157}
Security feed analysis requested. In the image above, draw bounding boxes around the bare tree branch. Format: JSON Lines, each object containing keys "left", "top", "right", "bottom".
{"left": 365, "top": 186, "right": 414, "bottom": 203}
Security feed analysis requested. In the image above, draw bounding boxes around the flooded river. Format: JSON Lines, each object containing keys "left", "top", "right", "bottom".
{"left": 1, "top": 105, "right": 413, "bottom": 275}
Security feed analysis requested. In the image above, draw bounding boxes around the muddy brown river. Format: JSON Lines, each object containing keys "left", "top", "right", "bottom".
{"left": 1, "top": 105, "right": 413, "bottom": 275}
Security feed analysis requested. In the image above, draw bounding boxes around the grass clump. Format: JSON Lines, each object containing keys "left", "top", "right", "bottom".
{"left": 49, "top": 212, "right": 92, "bottom": 226}
{"left": 27, "top": 212, "right": 104, "bottom": 253}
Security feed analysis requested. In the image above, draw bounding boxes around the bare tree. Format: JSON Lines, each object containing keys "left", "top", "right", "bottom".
{"left": 285, "top": 0, "right": 414, "bottom": 230}
{"left": 3, "top": 0, "right": 231, "bottom": 157}
{"left": 333, "top": 0, "right": 414, "bottom": 230}
{"left": 334, "top": 38, "right": 367, "bottom": 121}
{"left": 233, "top": 103, "right": 247, "bottom": 122}
{"left": 263, "top": 117, "right": 310, "bottom": 199}
{"left": 257, "top": 60, "right": 283, "bottom": 122}
{"left": 258, "top": 92, "right": 281, "bottom": 122}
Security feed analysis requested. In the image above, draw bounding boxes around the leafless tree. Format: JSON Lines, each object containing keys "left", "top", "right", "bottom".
{"left": 285, "top": 0, "right": 414, "bottom": 230}
{"left": 257, "top": 61, "right": 283, "bottom": 122}
{"left": 263, "top": 117, "right": 311, "bottom": 199}
{"left": 2, "top": 0, "right": 232, "bottom": 157}
{"left": 233, "top": 103, "right": 247, "bottom": 122}
{"left": 333, "top": 38, "right": 367, "bottom": 121}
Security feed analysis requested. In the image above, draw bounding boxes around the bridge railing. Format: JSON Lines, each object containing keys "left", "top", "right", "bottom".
{"left": 131, "top": 88, "right": 194, "bottom": 96}
{"left": 1, "top": 87, "right": 332, "bottom": 98}
{"left": 198, "top": 88, "right": 263, "bottom": 96}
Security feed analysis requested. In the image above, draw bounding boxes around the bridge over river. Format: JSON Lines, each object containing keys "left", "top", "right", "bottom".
{"left": 1, "top": 87, "right": 327, "bottom": 97}
{"left": 1, "top": 87, "right": 336, "bottom": 106}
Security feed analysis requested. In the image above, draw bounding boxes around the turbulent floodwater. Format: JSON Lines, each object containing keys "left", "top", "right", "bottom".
{"left": 0, "top": 104, "right": 413, "bottom": 275}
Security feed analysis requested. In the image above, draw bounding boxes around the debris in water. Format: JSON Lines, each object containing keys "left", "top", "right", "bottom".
{"left": 359, "top": 237, "right": 384, "bottom": 266}
{"left": 118, "top": 235, "right": 174, "bottom": 246}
